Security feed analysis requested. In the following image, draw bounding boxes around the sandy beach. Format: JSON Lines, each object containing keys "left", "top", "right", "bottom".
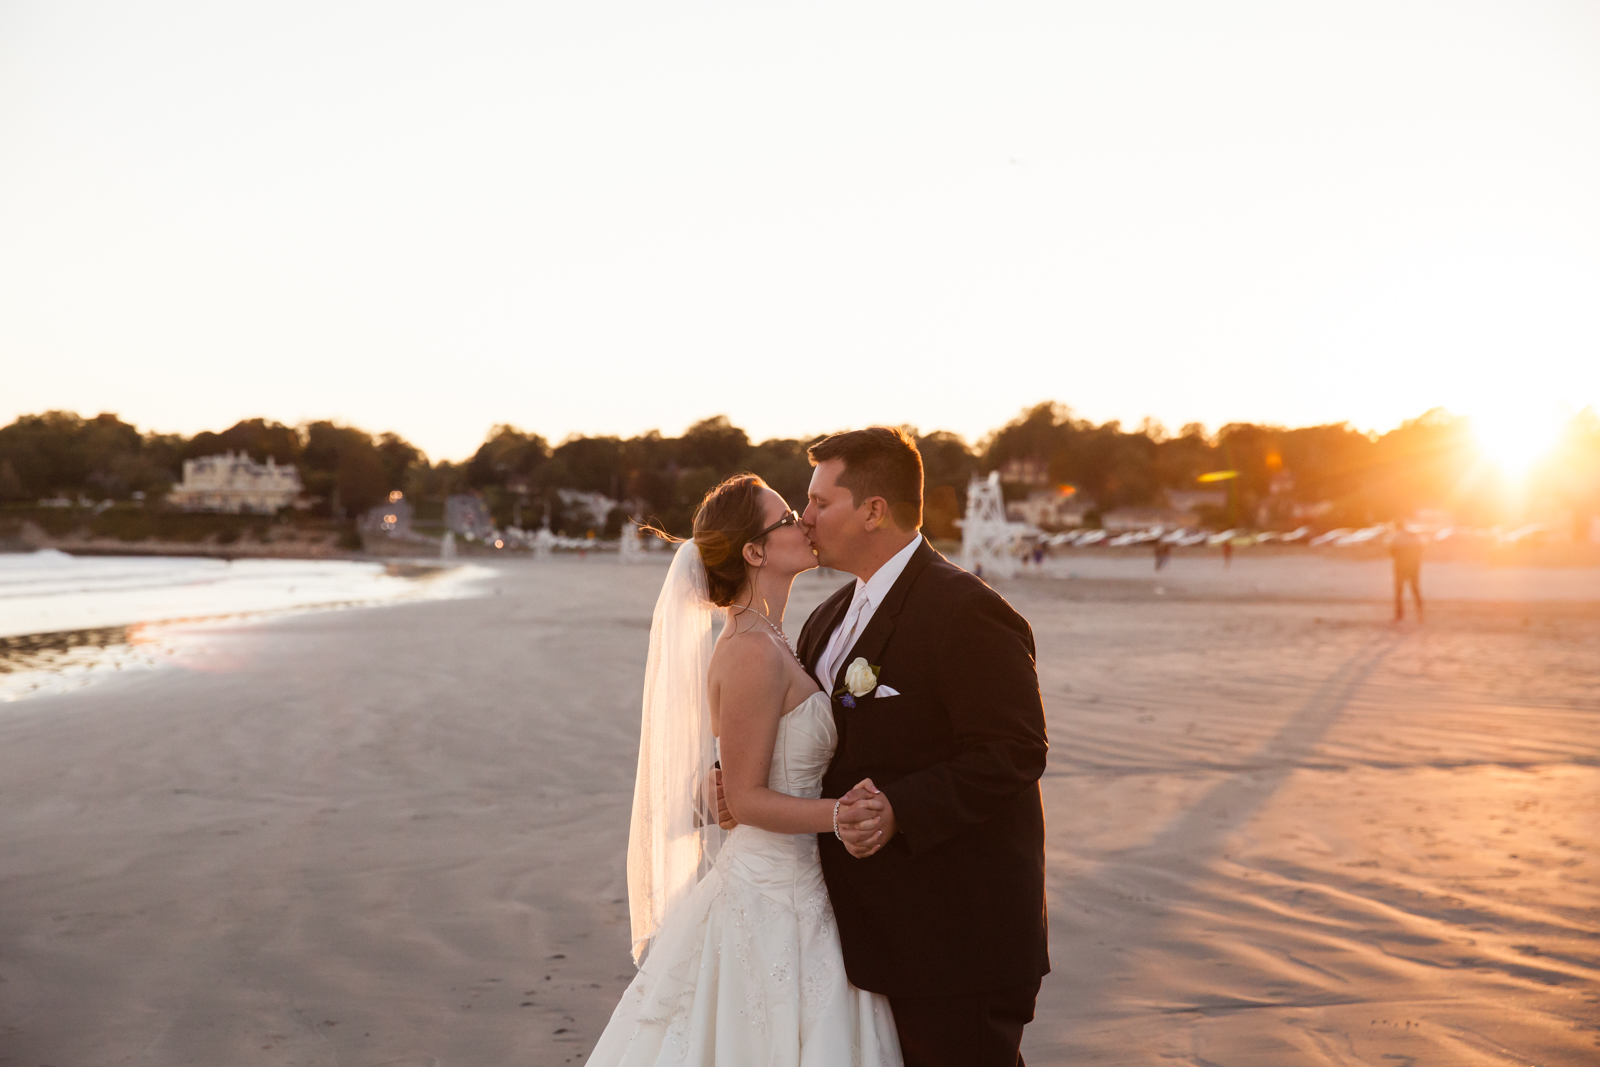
{"left": 0, "top": 552, "right": 1595, "bottom": 1065}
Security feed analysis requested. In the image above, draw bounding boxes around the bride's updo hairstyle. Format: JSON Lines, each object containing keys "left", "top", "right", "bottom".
{"left": 692, "top": 474, "right": 773, "bottom": 608}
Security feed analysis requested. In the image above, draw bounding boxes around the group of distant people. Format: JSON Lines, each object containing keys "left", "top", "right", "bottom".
{"left": 1144, "top": 525, "right": 1426, "bottom": 622}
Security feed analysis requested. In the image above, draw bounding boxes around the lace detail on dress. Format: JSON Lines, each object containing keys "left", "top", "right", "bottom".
{"left": 726, "top": 882, "right": 771, "bottom": 1033}
{"left": 796, "top": 883, "right": 841, "bottom": 1025}
{"left": 630, "top": 888, "right": 715, "bottom": 1060}
{"left": 797, "top": 883, "right": 834, "bottom": 939}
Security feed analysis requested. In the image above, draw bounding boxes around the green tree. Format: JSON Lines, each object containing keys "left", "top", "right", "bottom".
{"left": 1153, "top": 424, "right": 1217, "bottom": 496}
{"left": 466, "top": 425, "right": 550, "bottom": 488}
{"left": 678, "top": 416, "right": 750, "bottom": 472}
{"left": 744, "top": 437, "right": 815, "bottom": 509}
{"left": 376, "top": 432, "right": 427, "bottom": 493}
{"left": 182, "top": 418, "right": 300, "bottom": 465}
{"left": 620, "top": 431, "right": 680, "bottom": 519}
{"left": 300, "top": 422, "right": 390, "bottom": 518}
{"left": 0, "top": 411, "right": 174, "bottom": 501}
{"left": 546, "top": 435, "right": 626, "bottom": 497}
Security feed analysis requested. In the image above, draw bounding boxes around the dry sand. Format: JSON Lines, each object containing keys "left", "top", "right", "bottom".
{"left": 0, "top": 554, "right": 1595, "bottom": 1065}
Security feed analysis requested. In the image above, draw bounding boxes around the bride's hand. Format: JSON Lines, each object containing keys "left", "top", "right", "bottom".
{"left": 838, "top": 778, "right": 896, "bottom": 858}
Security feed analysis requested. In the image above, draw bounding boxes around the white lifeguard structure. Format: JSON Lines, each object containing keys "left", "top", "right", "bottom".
{"left": 961, "top": 472, "right": 1024, "bottom": 580}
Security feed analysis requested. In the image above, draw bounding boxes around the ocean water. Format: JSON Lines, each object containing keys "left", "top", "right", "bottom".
{"left": 0, "top": 550, "right": 490, "bottom": 700}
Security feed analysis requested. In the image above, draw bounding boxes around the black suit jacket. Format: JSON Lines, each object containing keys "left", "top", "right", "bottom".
{"left": 798, "top": 537, "right": 1050, "bottom": 999}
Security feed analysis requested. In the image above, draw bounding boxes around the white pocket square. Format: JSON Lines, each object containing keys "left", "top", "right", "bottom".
{"left": 872, "top": 685, "right": 900, "bottom": 698}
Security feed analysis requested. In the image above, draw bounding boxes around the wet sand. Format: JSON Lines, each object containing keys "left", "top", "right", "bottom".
{"left": 0, "top": 555, "right": 1594, "bottom": 1065}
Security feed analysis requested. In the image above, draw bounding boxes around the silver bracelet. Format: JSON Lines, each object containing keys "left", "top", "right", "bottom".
{"left": 832, "top": 799, "right": 843, "bottom": 841}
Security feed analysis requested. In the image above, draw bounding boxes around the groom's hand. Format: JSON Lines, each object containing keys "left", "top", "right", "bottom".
{"left": 837, "top": 778, "right": 897, "bottom": 858}
{"left": 713, "top": 767, "right": 737, "bottom": 830}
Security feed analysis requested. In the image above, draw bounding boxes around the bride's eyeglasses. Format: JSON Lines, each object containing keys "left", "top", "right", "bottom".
{"left": 752, "top": 508, "right": 802, "bottom": 541}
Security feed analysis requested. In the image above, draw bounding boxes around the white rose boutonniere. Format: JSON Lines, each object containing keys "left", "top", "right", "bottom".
{"left": 839, "top": 657, "right": 880, "bottom": 706}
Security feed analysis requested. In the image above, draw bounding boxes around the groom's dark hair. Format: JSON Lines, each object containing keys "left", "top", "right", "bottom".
{"left": 808, "top": 427, "right": 923, "bottom": 531}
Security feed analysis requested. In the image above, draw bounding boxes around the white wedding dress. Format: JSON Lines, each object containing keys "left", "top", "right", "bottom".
{"left": 587, "top": 690, "right": 903, "bottom": 1067}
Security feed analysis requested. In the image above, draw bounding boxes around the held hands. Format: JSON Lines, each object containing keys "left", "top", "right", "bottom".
{"left": 715, "top": 765, "right": 897, "bottom": 853}
{"left": 836, "top": 778, "right": 896, "bottom": 859}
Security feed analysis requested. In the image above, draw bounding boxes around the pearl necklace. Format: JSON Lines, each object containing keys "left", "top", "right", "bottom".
{"left": 735, "top": 605, "right": 801, "bottom": 663}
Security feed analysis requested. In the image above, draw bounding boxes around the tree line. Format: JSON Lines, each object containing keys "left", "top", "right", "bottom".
{"left": 2, "top": 405, "right": 1595, "bottom": 538}
{"left": 0, "top": 412, "right": 421, "bottom": 523}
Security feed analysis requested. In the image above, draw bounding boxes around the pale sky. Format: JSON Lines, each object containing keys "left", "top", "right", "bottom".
{"left": 2, "top": 2, "right": 1597, "bottom": 461}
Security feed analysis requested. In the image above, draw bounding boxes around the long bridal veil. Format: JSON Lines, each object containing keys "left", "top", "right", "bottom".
{"left": 626, "top": 539, "right": 724, "bottom": 966}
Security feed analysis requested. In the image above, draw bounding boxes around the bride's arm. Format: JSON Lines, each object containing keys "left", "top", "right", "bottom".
{"left": 715, "top": 641, "right": 837, "bottom": 836}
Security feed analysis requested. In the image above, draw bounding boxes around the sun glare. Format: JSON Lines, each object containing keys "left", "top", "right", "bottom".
{"left": 1471, "top": 409, "right": 1563, "bottom": 480}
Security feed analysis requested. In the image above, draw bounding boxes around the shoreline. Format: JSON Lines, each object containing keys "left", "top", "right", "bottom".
{"left": 0, "top": 553, "right": 492, "bottom": 700}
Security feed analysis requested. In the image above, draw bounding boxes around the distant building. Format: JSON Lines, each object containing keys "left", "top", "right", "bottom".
{"left": 1006, "top": 488, "right": 1093, "bottom": 529}
{"left": 362, "top": 493, "right": 414, "bottom": 537}
{"left": 445, "top": 495, "right": 496, "bottom": 539}
{"left": 166, "top": 452, "right": 302, "bottom": 514}
{"left": 998, "top": 458, "right": 1051, "bottom": 488}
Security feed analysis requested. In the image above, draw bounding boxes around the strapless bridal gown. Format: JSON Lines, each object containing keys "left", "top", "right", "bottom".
{"left": 587, "top": 691, "right": 902, "bottom": 1067}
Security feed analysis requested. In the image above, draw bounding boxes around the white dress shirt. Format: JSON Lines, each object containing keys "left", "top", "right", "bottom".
{"left": 817, "top": 534, "right": 923, "bottom": 692}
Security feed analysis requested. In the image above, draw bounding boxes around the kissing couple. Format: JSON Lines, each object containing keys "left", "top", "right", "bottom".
{"left": 587, "top": 428, "right": 1050, "bottom": 1067}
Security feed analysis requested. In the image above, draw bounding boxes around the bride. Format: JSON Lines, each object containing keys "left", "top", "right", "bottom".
{"left": 587, "top": 475, "right": 902, "bottom": 1066}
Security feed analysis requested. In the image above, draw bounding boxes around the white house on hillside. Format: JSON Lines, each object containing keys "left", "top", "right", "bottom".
{"left": 166, "top": 452, "right": 303, "bottom": 514}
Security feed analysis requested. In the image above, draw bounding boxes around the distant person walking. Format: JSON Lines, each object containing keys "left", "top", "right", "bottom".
{"left": 1221, "top": 539, "right": 1233, "bottom": 568}
{"left": 1390, "top": 526, "right": 1424, "bottom": 621}
{"left": 1154, "top": 540, "right": 1171, "bottom": 571}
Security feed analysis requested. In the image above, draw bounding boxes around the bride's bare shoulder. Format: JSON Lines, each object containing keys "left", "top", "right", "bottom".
{"left": 710, "top": 619, "right": 788, "bottom": 678}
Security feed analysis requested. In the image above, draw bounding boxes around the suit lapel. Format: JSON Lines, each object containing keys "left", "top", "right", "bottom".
{"left": 837, "top": 537, "right": 934, "bottom": 688}
{"left": 799, "top": 580, "right": 854, "bottom": 688}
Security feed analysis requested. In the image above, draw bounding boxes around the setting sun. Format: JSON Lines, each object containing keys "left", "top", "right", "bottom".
{"left": 1471, "top": 408, "right": 1564, "bottom": 479}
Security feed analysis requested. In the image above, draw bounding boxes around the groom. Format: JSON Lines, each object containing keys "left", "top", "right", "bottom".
{"left": 800, "top": 427, "right": 1049, "bottom": 1067}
